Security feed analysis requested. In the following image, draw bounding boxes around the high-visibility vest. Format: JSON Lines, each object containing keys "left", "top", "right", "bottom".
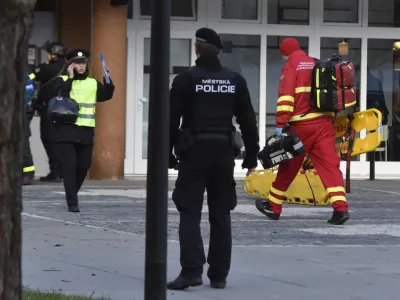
{"left": 60, "top": 75, "right": 97, "bottom": 127}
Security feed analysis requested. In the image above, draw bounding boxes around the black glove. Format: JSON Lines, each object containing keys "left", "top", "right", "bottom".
{"left": 103, "top": 76, "right": 113, "bottom": 85}
{"left": 242, "top": 152, "right": 258, "bottom": 169}
{"left": 169, "top": 153, "right": 179, "bottom": 170}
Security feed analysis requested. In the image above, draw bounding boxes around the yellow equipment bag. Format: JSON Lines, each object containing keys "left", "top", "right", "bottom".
{"left": 244, "top": 109, "right": 383, "bottom": 206}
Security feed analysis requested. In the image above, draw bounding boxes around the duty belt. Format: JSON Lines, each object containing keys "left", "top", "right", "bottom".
{"left": 194, "top": 132, "right": 230, "bottom": 141}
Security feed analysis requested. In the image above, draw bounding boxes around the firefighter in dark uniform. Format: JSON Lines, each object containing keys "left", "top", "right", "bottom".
{"left": 52, "top": 49, "right": 114, "bottom": 212}
{"left": 23, "top": 72, "right": 36, "bottom": 185}
{"left": 30, "top": 41, "right": 67, "bottom": 182}
{"left": 167, "top": 28, "right": 260, "bottom": 290}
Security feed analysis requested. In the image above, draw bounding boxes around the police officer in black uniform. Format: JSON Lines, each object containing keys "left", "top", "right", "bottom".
{"left": 23, "top": 72, "right": 37, "bottom": 185}
{"left": 167, "top": 28, "right": 260, "bottom": 290}
{"left": 30, "top": 41, "right": 67, "bottom": 182}
{"left": 52, "top": 48, "right": 115, "bottom": 212}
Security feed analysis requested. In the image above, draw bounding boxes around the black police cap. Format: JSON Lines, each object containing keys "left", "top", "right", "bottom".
{"left": 195, "top": 27, "right": 223, "bottom": 49}
{"left": 67, "top": 48, "right": 90, "bottom": 63}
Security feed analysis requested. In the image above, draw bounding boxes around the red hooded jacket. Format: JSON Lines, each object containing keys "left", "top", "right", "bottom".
{"left": 276, "top": 50, "right": 335, "bottom": 128}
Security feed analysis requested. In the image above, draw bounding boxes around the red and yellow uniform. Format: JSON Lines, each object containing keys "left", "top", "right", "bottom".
{"left": 265, "top": 38, "right": 349, "bottom": 224}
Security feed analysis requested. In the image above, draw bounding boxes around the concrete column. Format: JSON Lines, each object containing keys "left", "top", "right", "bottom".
{"left": 57, "top": 0, "right": 92, "bottom": 51}
{"left": 90, "top": 0, "right": 127, "bottom": 179}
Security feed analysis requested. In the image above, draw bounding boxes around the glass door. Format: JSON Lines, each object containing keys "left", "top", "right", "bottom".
{"left": 133, "top": 30, "right": 195, "bottom": 175}
{"left": 218, "top": 33, "right": 263, "bottom": 175}
{"left": 316, "top": 35, "right": 364, "bottom": 176}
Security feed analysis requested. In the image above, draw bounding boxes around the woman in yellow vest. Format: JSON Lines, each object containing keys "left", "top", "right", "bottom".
{"left": 53, "top": 48, "right": 115, "bottom": 212}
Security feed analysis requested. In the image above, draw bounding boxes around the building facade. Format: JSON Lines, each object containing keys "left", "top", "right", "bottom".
{"left": 30, "top": 0, "right": 400, "bottom": 179}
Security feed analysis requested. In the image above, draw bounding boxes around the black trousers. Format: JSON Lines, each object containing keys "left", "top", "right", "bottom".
{"left": 22, "top": 134, "right": 35, "bottom": 179}
{"left": 23, "top": 109, "right": 34, "bottom": 179}
{"left": 54, "top": 142, "right": 93, "bottom": 206}
{"left": 39, "top": 109, "right": 61, "bottom": 177}
{"left": 172, "top": 138, "right": 237, "bottom": 281}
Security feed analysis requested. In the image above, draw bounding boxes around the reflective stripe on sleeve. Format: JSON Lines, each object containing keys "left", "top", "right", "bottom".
{"left": 295, "top": 86, "right": 311, "bottom": 93}
{"left": 277, "top": 105, "right": 294, "bottom": 112}
{"left": 277, "top": 95, "right": 294, "bottom": 103}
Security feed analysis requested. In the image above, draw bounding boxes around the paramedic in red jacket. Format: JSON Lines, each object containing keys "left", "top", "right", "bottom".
{"left": 255, "top": 38, "right": 349, "bottom": 225}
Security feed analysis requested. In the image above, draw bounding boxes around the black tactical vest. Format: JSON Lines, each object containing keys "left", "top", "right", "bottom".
{"left": 183, "top": 66, "right": 237, "bottom": 135}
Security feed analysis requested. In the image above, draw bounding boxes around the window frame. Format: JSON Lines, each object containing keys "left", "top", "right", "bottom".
{"left": 125, "top": 0, "right": 400, "bottom": 176}
{"left": 133, "top": 0, "right": 198, "bottom": 21}
{"left": 35, "top": 0, "right": 56, "bottom": 12}
{"left": 318, "top": 0, "right": 363, "bottom": 27}
{"left": 212, "top": 0, "right": 263, "bottom": 24}
{"left": 367, "top": 0, "right": 400, "bottom": 28}
{"left": 266, "top": 0, "right": 311, "bottom": 26}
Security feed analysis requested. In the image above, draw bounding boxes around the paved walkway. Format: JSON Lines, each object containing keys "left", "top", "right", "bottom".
{"left": 22, "top": 180, "right": 400, "bottom": 300}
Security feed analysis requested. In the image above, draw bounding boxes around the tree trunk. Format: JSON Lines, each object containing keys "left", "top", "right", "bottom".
{"left": 0, "top": 0, "right": 37, "bottom": 299}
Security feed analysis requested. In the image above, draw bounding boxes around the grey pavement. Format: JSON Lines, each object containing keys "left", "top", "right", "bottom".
{"left": 22, "top": 179, "right": 400, "bottom": 300}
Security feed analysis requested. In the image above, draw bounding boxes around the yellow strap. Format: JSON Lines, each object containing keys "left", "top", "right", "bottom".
{"left": 277, "top": 95, "right": 294, "bottom": 103}
{"left": 316, "top": 69, "right": 321, "bottom": 108}
{"left": 29, "top": 73, "right": 35, "bottom": 80}
{"left": 326, "top": 186, "right": 346, "bottom": 193}
{"left": 345, "top": 101, "right": 356, "bottom": 107}
{"left": 269, "top": 194, "right": 283, "bottom": 205}
{"left": 270, "top": 186, "right": 285, "bottom": 197}
{"left": 277, "top": 105, "right": 294, "bottom": 112}
{"left": 23, "top": 166, "right": 35, "bottom": 172}
{"left": 329, "top": 196, "right": 346, "bottom": 203}
{"left": 289, "top": 112, "right": 334, "bottom": 122}
{"left": 295, "top": 87, "right": 311, "bottom": 93}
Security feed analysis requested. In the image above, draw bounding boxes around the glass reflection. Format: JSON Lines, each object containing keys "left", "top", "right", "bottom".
{"left": 367, "top": 39, "right": 400, "bottom": 161}
{"left": 219, "top": 34, "right": 261, "bottom": 159}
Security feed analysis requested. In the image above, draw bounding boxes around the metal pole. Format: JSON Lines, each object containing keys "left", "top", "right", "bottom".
{"left": 144, "top": 0, "right": 170, "bottom": 299}
{"left": 369, "top": 152, "right": 375, "bottom": 181}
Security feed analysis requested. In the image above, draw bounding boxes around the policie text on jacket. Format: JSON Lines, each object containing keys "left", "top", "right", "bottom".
{"left": 195, "top": 79, "right": 236, "bottom": 93}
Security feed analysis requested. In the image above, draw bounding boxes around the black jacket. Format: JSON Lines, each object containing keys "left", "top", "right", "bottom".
{"left": 169, "top": 55, "right": 260, "bottom": 169}
{"left": 50, "top": 73, "right": 115, "bottom": 144}
{"left": 33, "top": 58, "right": 67, "bottom": 107}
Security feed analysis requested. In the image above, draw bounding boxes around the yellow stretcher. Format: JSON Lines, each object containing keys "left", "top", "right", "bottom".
{"left": 244, "top": 109, "right": 383, "bottom": 206}
{"left": 334, "top": 108, "right": 383, "bottom": 157}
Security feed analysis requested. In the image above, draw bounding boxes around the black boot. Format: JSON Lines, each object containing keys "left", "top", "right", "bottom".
{"left": 68, "top": 205, "right": 80, "bottom": 213}
{"left": 255, "top": 199, "right": 280, "bottom": 220}
{"left": 328, "top": 210, "right": 349, "bottom": 225}
{"left": 167, "top": 275, "right": 203, "bottom": 290}
{"left": 40, "top": 173, "right": 62, "bottom": 183}
{"left": 22, "top": 177, "right": 34, "bottom": 186}
{"left": 210, "top": 280, "right": 227, "bottom": 289}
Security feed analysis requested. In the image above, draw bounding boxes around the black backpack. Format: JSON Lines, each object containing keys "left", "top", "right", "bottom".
{"left": 310, "top": 55, "right": 357, "bottom": 113}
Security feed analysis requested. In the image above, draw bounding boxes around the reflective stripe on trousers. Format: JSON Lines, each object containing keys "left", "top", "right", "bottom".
{"left": 23, "top": 166, "right": 35, "bottom": 173}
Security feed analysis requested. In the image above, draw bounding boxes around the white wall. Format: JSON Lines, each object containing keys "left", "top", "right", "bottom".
{"left": 29, "top": 11, "right": 56, "bottom": 177}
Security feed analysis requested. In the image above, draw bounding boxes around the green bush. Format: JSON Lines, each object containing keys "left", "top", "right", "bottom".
{"left": 24, "top": 290, "right": 110, "bottom": 300}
